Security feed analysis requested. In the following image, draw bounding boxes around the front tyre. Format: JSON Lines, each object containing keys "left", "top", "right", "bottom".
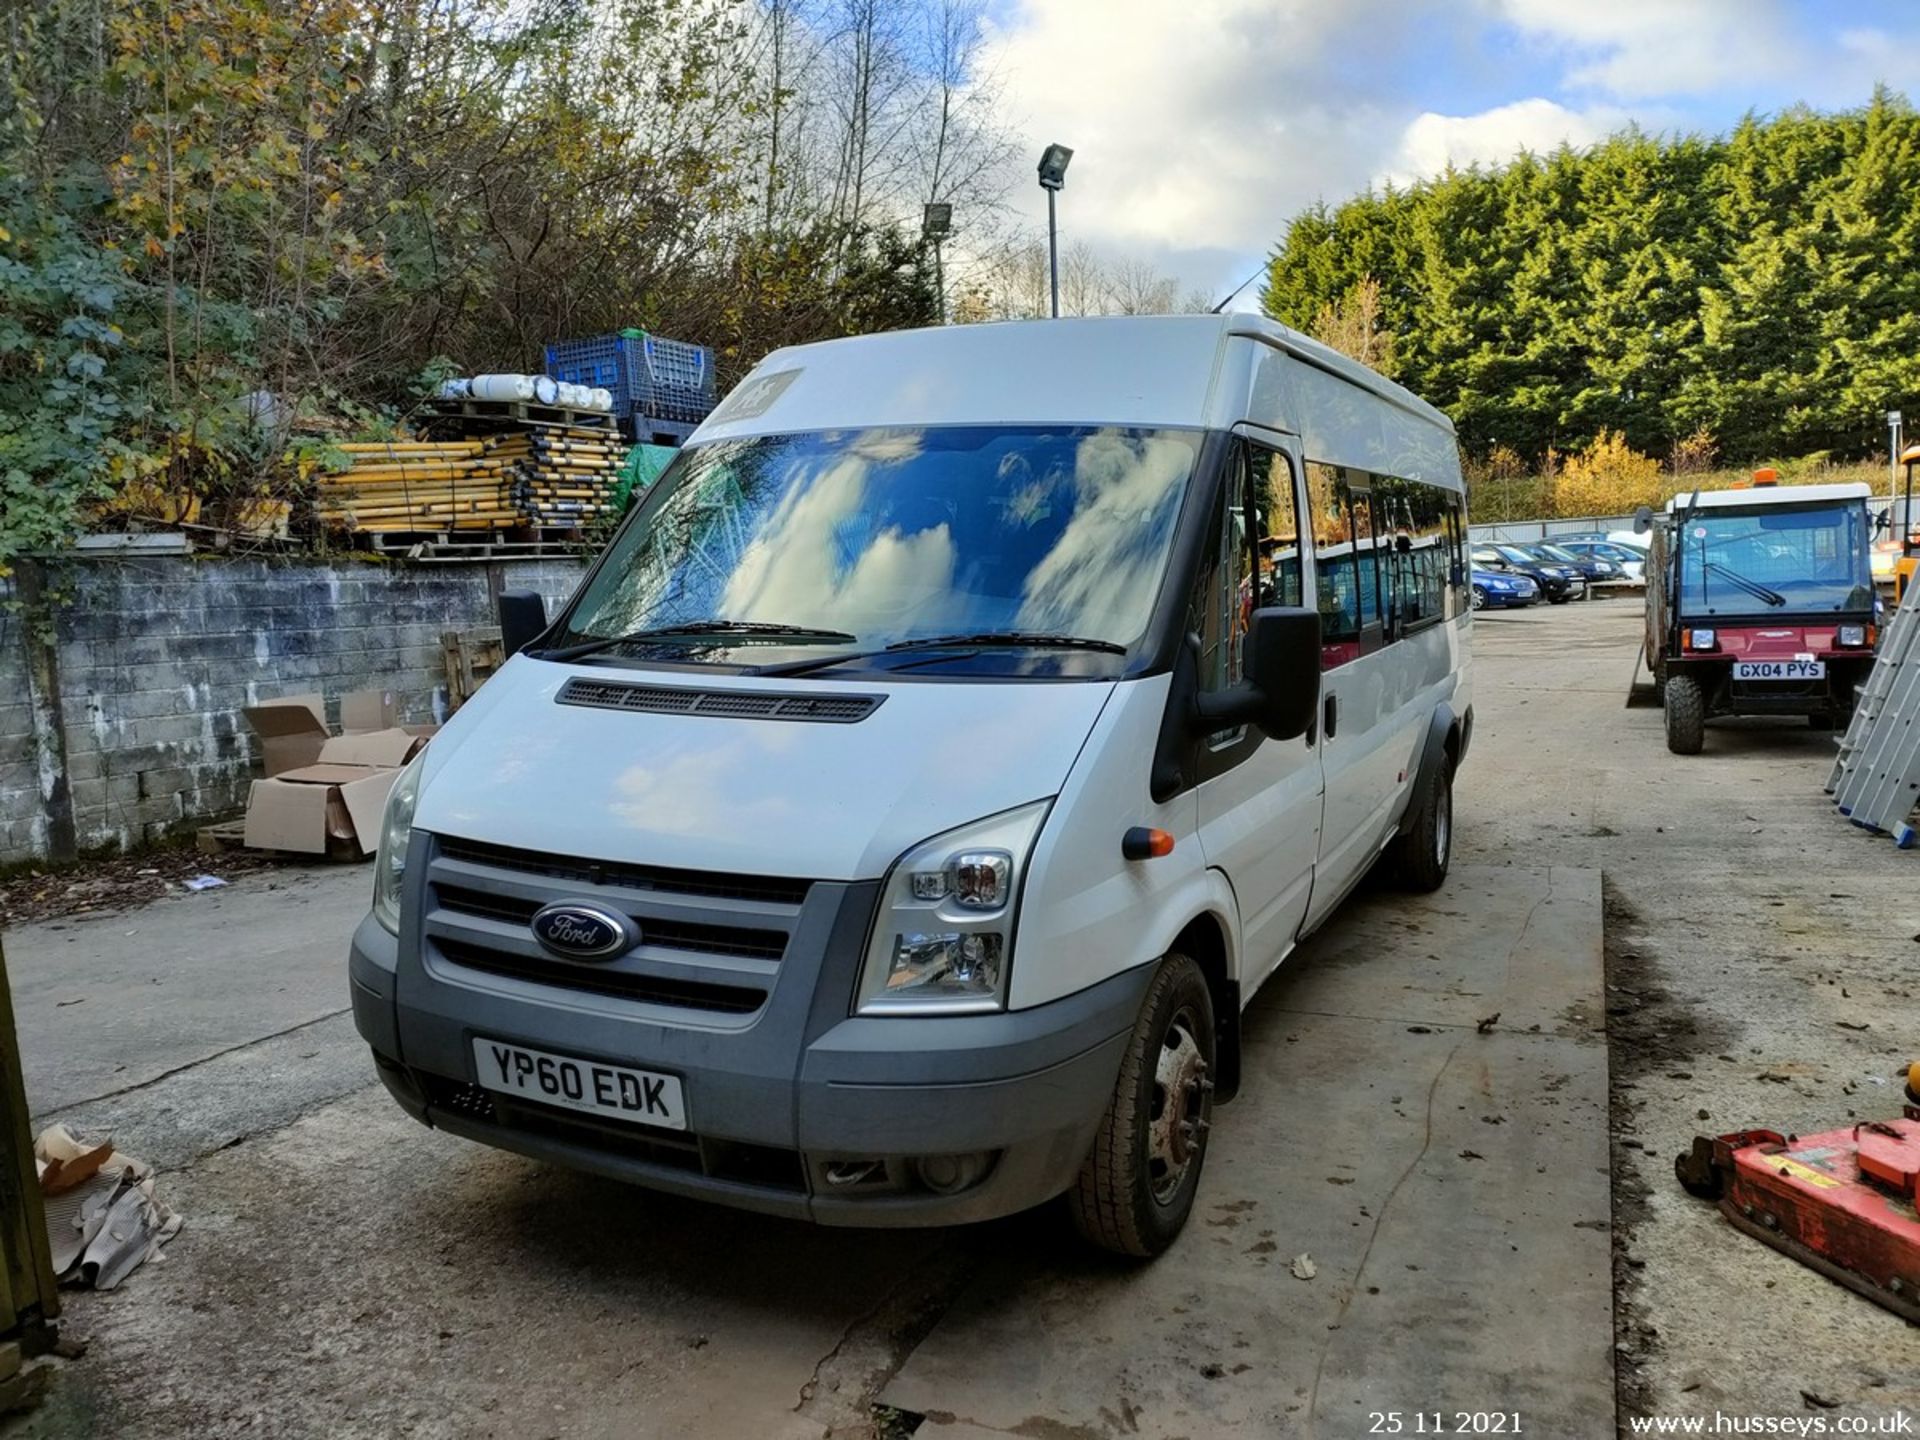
{"left": 1664, "top": 673, "right": 1705, "bottom": 754}
{"left": 1471, "top": 585, "right": 1488, "bottom": 611}
{"left": 1068, "top": 954, "right": 1216, "bottom": 1257}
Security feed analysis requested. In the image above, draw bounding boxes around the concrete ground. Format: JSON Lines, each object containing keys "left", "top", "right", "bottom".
{"left": 4, "top": 597, "right": 1916, "bottom": 1437}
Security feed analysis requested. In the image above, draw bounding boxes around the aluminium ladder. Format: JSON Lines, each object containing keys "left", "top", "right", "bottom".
{"left": 1830, "top": 574, "right": 1920, "bottom": 845}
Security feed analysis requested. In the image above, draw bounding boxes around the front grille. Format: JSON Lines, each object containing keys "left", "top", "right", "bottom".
{"left": 437, "top": 939, "right": 768, "bottom": 1014}
{"left": 436, "top": 834, "right": 811, "bottom": 907}
{"left": 557, "top": 676, "right": 880, "bottom": 725}
{"left": 434, "top": 884, "right": 788, "bottom": 961}
{"left": 420, "top": 1075, "right": 807, "bottom": 1192}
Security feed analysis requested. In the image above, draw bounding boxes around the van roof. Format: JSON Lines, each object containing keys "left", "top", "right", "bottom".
{"left": 692, "top": 315, "right": 1459, "bottom": 481}
{"left": 1666, "top": 481, "right": 1872, "bottom": 512}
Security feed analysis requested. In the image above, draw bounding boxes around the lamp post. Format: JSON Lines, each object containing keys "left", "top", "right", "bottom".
{"left": 923, "top": 202, "right": 953, "bottom": 324}
{"left": 1036, "top": 143, "right": 1073, "bottom": 318}
{"left": 1890, "top": 409, "right": 1904, "bottom": 493}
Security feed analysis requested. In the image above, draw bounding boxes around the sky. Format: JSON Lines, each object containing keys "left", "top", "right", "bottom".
{"left": 971, "top": 0, "right": 1920, "bottom": 308}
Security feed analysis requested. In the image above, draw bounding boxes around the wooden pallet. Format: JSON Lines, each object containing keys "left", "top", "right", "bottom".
{"left": 443, "top": 628, "right": 505, "bottom": 713}
{"left": 429, "top": 398, "right": 616, "bottom": 432}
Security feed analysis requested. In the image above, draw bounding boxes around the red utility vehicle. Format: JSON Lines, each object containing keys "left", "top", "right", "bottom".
{"left": 1641, "top": 476, "right": 1879, "bottom": 754}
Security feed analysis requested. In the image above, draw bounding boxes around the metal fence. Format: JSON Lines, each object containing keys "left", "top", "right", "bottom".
{"left": 1469, "top": 492, "right": 1899, "bottom": 548}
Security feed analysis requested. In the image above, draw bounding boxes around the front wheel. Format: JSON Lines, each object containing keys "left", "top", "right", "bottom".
{"left": 1470, "top": 585, "right": 1488, "bottom": 611}
{"left": 1664, "top": 674, "right": 1705, "bottom": 754}
{"left": 1548, "top": 592, "right": 1570, "bottom": 605}
{"left": 1068, "top": 954, "right": 1216, "bottom": 1257}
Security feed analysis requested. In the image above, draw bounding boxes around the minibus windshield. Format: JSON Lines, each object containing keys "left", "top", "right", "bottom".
{"left": 554, "top": 425, "right": 1200, "bottom": 672}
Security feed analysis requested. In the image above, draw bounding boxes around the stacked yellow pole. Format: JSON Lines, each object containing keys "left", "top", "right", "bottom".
{"left": 315, "top": 441, "right": 521, "bottom": 533}
{"left": 498, "top": 427, "right": 627, "bottom": 527}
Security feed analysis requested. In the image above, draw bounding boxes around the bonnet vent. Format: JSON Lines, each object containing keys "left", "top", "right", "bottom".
{"left": 556, "top": 677, "right": 881, "bottom": 724}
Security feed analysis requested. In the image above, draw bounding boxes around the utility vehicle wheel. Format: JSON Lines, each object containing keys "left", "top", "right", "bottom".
{"left": 1470, "top": 585, "right": 1488, "bottom": 611}
{"left": 1390, "top": 754, "right": 1453, "bottom": 893}
{"left": 1068, "top": 954, "right": 1215, "bottom": 1258}
{"left": 1664, "top": 674, "right": 1705, "bottom": 755}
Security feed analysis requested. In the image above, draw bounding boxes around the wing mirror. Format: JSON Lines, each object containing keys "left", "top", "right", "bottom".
{"left": 498, "top": 589, "right": 549, "bottom": 656}
{"left": 1193, "top": 608, "right": 1321, "bottom": 741}
{"left": 1632, "top": 504, "right": 1654, "bottom": 534}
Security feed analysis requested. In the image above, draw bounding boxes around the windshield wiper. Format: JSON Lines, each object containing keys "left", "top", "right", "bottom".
{"left": 1700, "top": 562, "right": 1786, "bottom": 608}
{"left": 539, "top": 620, "right": 859, "bottom": 663}
{"left": 753, "top": 631, "right": 1127, "bottom": 678}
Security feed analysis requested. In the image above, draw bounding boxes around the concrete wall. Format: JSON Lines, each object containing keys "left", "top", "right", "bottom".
{"left": 0, "top": 556, "right": 587, "bottom": 865}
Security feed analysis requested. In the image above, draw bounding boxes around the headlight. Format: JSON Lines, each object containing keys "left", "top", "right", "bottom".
{"left": 856, "top": 800, "right": 1050, "bottom": 1015}
{"left": 1837, "top": 624, "right": 1868, "bottom": 647}
{"left": 1688, "top": 628, "right": 1717, "bottom": 651}
{"left": 372, "top": 753, "right": 425, "bottom": 934}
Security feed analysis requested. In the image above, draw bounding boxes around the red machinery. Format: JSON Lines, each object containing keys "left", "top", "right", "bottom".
{"left": 1677, "top": 1073, "right": 1920, "bottom": 1324}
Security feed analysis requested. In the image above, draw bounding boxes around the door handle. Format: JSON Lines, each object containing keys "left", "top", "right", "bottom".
{"left": 1323, "top": 693, "right": 1339, "bottom": 739}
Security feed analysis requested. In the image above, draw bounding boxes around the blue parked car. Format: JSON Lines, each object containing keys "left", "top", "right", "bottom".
{"left": 1471, "top": 567, "right": 1539, "bottom": 610}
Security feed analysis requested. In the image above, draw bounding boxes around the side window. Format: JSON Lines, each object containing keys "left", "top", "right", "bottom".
{"left": 1188, "top": 440, "right": 1305, "bottom": 711}
{"left": 1308, "top": 462, "right": 1381, "bottom": 667}
{"left": 1376, "top": 476, "right": 1457, "bottom": 631}
{"left": 1249, "top": 444, "right": 1304, "bottom": 610}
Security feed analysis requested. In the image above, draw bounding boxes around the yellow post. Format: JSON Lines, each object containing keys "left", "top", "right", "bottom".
{"left": 0, "top": 934, "right": 58, "bottom": 1349}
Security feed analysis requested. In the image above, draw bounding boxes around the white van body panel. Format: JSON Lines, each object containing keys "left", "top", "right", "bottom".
{"left": 1009, "top": 676, "right": 1238, "bottom": 1010}
{"left": 1309, "top": 619, "right": 1466, "bottom": 923}
{"left": 412, "top": 654, "right": 1115, "bottom": 882}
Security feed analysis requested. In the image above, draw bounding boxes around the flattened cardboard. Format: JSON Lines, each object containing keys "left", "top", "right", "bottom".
{"left": 340, "top": 688, "right": 398, "bottom": 734}
{"left": 318, "top": 729, "right": 421, "bottom": 767}
{"left": 338, "top": 768, "right": 400, "bottom": 848}
{"left": 244, "top": 778, "right": 330, "bottom": 853}
{"left": 243, "top": 695, "right": 328, "bottom": 776}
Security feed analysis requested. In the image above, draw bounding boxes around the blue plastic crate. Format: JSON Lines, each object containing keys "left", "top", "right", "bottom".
{"left": 545, "top": 332, "right": 716, "bottom": 424}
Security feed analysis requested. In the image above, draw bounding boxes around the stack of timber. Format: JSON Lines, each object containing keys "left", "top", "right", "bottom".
{"left": 315, "top": 441, "right": 517, "bottom": 533}
{"left": 495, "top": 427, "right": 626, "bottom": 527}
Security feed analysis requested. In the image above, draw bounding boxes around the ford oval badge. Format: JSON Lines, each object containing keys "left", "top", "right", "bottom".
{"left": 530, "top": 902, "right": 635, "bottom": 961}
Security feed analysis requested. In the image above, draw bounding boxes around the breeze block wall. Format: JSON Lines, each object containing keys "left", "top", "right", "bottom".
{"left": 0, "top": 555, "right": 588, "bottom": 866}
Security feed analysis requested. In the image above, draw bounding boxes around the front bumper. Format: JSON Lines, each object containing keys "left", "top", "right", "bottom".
{"left": 351, "top": 909, "right": 1147, "bottom": 1226}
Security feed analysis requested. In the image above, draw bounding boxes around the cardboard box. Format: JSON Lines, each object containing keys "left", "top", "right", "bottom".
{"left": 340, "top": 688, "right": 398, "bottom": 734}
{"left": 316, "top": 728, "right": 427, "bottom": 768}
{"left": 243, "top": 764, "right": 400, "bottom": 856}
{"left": 242, "top": 695, "right": 328, "bottom": 777}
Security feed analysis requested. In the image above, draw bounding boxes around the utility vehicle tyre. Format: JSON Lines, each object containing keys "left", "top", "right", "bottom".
{"left": 1664, "top": 674, "right": 1705, "bottom": 755}
{"left": 1390, "top": 753, "right": 1453, "bottom": 893}
{"left": 1470, "top": 585, "right": 1488, "bottom": 612}
{"left": 1068, "top": 953, "right": 1215, "bottom": 1258}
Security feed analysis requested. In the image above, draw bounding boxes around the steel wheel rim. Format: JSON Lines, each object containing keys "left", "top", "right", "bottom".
{"left": 1147, "top": 1006, "right": 1210, "bottom": 1205}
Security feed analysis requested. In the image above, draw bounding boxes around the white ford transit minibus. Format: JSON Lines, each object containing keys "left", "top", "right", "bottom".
{"left": 350, "top": 315, "right": 1472, "bottom": 1255}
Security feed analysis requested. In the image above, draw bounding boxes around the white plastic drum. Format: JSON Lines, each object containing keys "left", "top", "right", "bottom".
{"left": 532, "top": 374, "right": 560, "bottom": 406}
{"left": 470, "top": 374, "right": 535, "bottom": 403}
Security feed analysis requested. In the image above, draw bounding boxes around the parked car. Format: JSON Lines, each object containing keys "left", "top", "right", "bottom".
{"left": 348, "top": 313, "right": 1476, "bottom": 1258}
{"left": 1473, "top": 543, "right": 1587, "bottom": 603}
{"left": 1471, "top": 567, "right": 1538, "bottom": 609}
{"left": 1602, "top": 530, "right": 1655, "bottom": 560}
{"left": 1532, "top": 541, "right": 1625, "bottom": 588}
{"left": 1551, "top": 538, "right": 1646, "bottom": 582}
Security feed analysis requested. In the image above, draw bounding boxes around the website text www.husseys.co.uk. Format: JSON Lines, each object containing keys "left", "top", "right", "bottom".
{"left": 1629, "top": 1414, "right": 1913, "bottom": 1437}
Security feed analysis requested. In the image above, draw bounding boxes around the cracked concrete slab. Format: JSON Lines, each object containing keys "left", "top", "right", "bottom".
{"left": 880, "top": 865, "right": 1612, "bottom": 1440}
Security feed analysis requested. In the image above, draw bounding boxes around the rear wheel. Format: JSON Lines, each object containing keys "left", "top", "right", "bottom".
{"left": 1664, "top": 674, "right": 1705, "bottom": 755}
{"left": 1471, "top": 585, "right": 1488, "bottom": 611}
{"left": 1068, "top": 954, "right": 1215, "bottom": 1257}
{"left": 1390, "top": 753, "right": 1453, "bottom": 893}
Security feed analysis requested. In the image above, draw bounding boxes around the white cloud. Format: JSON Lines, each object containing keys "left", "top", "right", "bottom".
{"left": 972, "top": 0, "right": 1414, "bottom": 273}
{"left": 1384, "top": 98, "right": 1635, "bottom": 186}
{"left": 1490, "top": 0, "right": 1796, "bottom": 100}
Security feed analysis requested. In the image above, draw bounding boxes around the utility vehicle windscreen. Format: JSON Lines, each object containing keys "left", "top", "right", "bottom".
{"left": 555, "top": 425, "right": 1199, "bottom": 671}
{"left": 1675, "top": 502, "right": 1873, "bottom": 616}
